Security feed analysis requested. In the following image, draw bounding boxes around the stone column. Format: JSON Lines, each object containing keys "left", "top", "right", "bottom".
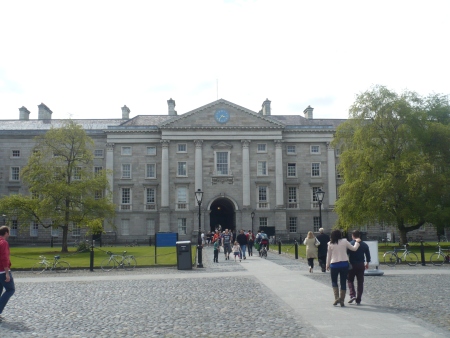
{"left": 241, "top": 140, "right": 251, "bottom": 207}
{"left": 105, "top": 143, "right": 114, "bottom": 196}
{"left": 327, "top": 142, "right": 337, "bottom": 207}
{"left": 161, "top": 140, "right": 170, "bottom": 208}
{"left": 275, "top": 140, "right": 284, "bottom": 207}
{"left": 194, "top": 140, "right": 203, "bottom": 193}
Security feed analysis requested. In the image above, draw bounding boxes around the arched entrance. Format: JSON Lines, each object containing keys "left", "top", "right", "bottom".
{"left": 209, "top": 197, "right": 236, "bottom": 232}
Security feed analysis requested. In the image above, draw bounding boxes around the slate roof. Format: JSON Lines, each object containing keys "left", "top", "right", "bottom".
{"left": 0, "top": 119, "right": 124, "bottom": 130}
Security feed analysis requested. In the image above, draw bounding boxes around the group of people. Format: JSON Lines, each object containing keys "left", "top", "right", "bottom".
{"left": 304, "top": 228, "right": 371, "bottom": 306}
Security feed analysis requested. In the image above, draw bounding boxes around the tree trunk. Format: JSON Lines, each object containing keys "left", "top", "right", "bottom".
{"left": 61, "top": 225, "right": 69, "bottom": 253}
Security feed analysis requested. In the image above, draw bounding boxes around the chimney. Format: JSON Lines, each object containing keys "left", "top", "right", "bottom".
{"left": 19, "top": 106, "right": 30, "bottom": 120}
{"left": 303, "top": 105, "right": 314, "bottom": 119}
{"left": 38, "top": 103, "right": 53, "bottom": 120}
{"left": 167, "top": 98, "right": 177, "bottom": 116}
{"left": 262, "top": 98, "right": 271, "bottom": 115}
{"left": 121, "top": 105, "right": 130, "bottom": 120}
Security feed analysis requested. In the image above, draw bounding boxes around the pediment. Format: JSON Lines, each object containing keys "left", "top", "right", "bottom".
{"left": 211, "top": 141, "right": 233, "bottom": 150}
{"left": 159, "top": 99, "right": 284, "bottom": 129}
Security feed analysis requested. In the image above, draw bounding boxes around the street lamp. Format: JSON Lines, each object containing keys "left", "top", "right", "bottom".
{"left": 251, "top": 211, "right": 255, "bottom": 234}
{"left": 195, "top": 188, "right": 204, "bottom": 268}
{"left": 316, "top": 188, "right": 325, "bottom": 229}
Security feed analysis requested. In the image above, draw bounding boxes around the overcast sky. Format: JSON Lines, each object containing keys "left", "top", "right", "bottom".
{"left": 1, "top": 0, "right": 449, "bottom": 121}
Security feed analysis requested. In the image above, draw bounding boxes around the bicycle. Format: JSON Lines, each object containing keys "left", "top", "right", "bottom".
{"left": 101, "top": 251, "right": 137, "bottom": 271}
{"left": 383, "top": 245, "right": 418, "bottom": 267}
{"left": 32, "top": 255, "right": 70, "bottom": 274}
{"left": 430, "top": 243, "right": 450, "bottom": 266}
{"left": 259, "top": 245, "right": 268, "bottom": 259}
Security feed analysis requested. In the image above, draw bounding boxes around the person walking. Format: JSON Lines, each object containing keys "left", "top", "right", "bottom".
{"left": 0, "top": 226, "right": 15, "bottom": 321}
{"left": 326, "top": 230, "right": 360, "bottom": 307}
{"left": 316, "top": 228, "right": 330, "bottom": 272}
{"left": 232, "top": 241, "right": 242, "bottom": 262}
{"left": 236, "top": 230, "right": 248, "bottom": 260}
{"left": 347, "top": 230, "right": 371, "bottom": 305}
{"left": 303, "top": 231, "right": 319, "bottom": 273}
{"left": 247, "top": 230, "right": 254, "bottom": 256}
{"left": 213, "top": 237, "right": 220, "bottom": 263}
{"left": 222, "top": 229, "right": 232, "bottom": 260}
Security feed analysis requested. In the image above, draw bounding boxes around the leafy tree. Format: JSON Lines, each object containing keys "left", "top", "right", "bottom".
{"left": 333, "top": 86, "right": 450, "bottom": 244}
{"left": 0, "top": 120, "right": 115, "bottom": 252}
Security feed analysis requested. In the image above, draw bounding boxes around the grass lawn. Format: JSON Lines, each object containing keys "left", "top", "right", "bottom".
{"left": 10, "top": 245, "right": 197, "bottom": 270}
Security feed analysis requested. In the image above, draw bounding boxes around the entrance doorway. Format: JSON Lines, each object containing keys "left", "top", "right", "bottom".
{"left": 209, "top": 198, "right": 235, "bottom": 232}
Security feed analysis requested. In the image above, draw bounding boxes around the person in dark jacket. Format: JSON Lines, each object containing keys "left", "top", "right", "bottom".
{"left": 347, "top": 230, "right": 371, "bottom": 305}
{"left": 236, "top": 230, "right": 248, "bottom": 260}
{"left": 316, "top": 228, "right": 330, "bottom": 272}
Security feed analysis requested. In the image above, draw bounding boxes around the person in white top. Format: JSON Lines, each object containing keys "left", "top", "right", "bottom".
{"left": 326, "top": 230, "right": 360, "bottom": 307}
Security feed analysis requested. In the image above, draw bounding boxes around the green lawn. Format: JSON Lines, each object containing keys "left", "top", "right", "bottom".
{"left": 10, "top": 245, "right": 197, "bottom": 270}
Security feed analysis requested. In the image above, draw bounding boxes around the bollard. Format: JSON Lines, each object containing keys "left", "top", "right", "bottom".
{"left": 420, "top": 240, "right": 426, "bottom": 266}
{"left": 90, "top": 240, "right": 95, "bottom": 272}
{"left": 295, "top": 240, "right": 298, "bottom": 259}
{"left": 278, "top": 240, "right": 281, "bottom": 254}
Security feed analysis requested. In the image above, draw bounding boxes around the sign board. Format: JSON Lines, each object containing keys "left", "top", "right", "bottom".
{"left": 156, "top": 232, "right": 178, "bottom": 247}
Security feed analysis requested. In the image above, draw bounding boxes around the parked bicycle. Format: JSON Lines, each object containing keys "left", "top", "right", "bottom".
{"left": 259, "top": 245, "right": 268, "bottom": 259}
{"left": 430, "top": 243, "right": 450, "bottom": 266}
{"left": 383, "top": 245, "right": 418, "bottom": 267}
{"left": 32, "top": 255, "right": 70, "bottom": 274}
{"left": 101, "top": 251, "right": 137, "bottom": 271}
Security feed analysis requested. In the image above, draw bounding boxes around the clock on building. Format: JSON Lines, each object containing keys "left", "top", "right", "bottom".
{"left": 214, "top": 109, "right": 230, "bottom": 123}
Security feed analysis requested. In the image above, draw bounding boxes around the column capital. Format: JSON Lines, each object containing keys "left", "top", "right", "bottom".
{"left": 194, "top": 140, "right": 203, "bottom": 147}
{"left": 274, "top": 140, "right": 284, "bottom": 148}
{"left": 327, "top": 142, "right": 334, "bottom": 150}
{"left": 106, "top": 143, "right": 115, "bottom": 150}
{"left": 241, "top": 140, "right": 251, "bottom": 147}
{"left": 160, "top": 140, "right": 170, "bottom": 148}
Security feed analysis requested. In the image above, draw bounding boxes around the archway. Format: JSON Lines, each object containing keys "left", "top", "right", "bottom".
{"left": 209, "top": 197, "right": 236, "bottom": 232}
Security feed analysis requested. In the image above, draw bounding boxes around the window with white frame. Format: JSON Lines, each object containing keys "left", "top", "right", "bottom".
{"left": 146, "top": 163, "right": 156, "bottom": 179}
{"left": 177, "top": 162, "right": 187, "bottom": 177}
{"left": 311, "top": 145, "right": 320, "bottom": 154}
{"left": 147, "top": 219, "right": 155, "bottom": 236}
{"left": 258, "top": 186, "right": 268, "bottom": 209}
{"left": 12, "top": 150, "right": 20, "bottom": 158}
{"left": 30, "top": 221, "right": 38, "bottom": 237}
{"left": 335, "top": 148, "right": 341, "bottom": 157}
{"left": 121, "top": 146, "right": 132, "bottom": 155}
{"left": 121, "top": 219, "right": 130, "bottom": 235}
{"left": 360, "top": 224, "right": 368, "bottom": 232}
{"left": 289, "top": 217, "right": 297, "bottom": 233}
{"left": 31, "top": 191, "right": 39, "bottom": 199}
{"left": 287, "top": 187, "right": 298, "bottom": 208}
{"left": 311, "top": 162, "right": 321, "bottom": 177}
{"left": 10, "top": 220, "right": 18, "bottom": 236}
{"left": 94, "top": 190, "right": 103, "bottom": 200}
{"left": 73, "top": 167, "right": 81, "bottom": 180}
{"left": 10, "top": 167, "right": 20, "bottom": 181}
{"left": 122, "top": 164, "right": 131, "bottom": 179}
{"left": 287, "top": 163, "right": 296, "bottom": 177}
{"left": 176, "top": 186, "right": 188, "bottom": 210}
{"left": 216, "top": 151, "right": 229, "bottom": 175}
{"left": 94, "top": 166, "right": 103, "bottom": 175}
{"left": 257, "top": 161, "right": 268, "bottom": 176}
{"left": 121, "top": 187, "right": 132, "bottom": 210}
{"left": 94, "top": 149, "right": 104, "bottom": 158}
{"left": 287, "top": 145, "right": 296, "bottom": 154}
{"left": 147, "top": 146, "right": 157, "bottom": 156}
{"left": 313, "top": 217, "right": 320, "bottom": 232}
{"left": 178, "top": 218, "right": 187, "bottom": 235}
{"left": 145, "top": 187, "right": 156, "bottom": 210}
{"left": 71, "top": 222, "right": 81, "bottom": 237}
{"left": 177, "top": 143, "right": 187, "bottom": 153}
{"left": 259, "top": 217, "right": 268, "bottom": 228}
{"left": 257, "top": 143, "right": 267, "bottom": 153}
{"left": 51, "top": 223, "right": 60, "bottom": 237}
{"left": 312, "top": 187, "right": 322, "bottom": 208}
{"left": 379, "top": 222, "right": 386, "bottom": 231}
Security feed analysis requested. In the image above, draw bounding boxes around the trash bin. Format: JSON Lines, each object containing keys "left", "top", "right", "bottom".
{"left": 176, "top": 241, "right": 192, "bottom": 270}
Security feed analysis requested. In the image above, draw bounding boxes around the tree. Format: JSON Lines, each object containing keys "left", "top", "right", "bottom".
{"left": 0, "top": 120, "right": 116, "bottom": 252}
{"left": 332, "top": 86, "right": 450, "bottom": 244}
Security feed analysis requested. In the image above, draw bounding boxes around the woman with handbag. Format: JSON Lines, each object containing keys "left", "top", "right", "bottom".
{"left": 303, "top": 231, "right": 320, "bottom": 273}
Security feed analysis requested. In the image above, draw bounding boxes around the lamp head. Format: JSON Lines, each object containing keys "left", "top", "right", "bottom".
{"left": 316, "top": 188, "right": 325, "bottom": 203}
{"left": 195, "top": 189, "right": 204, "bottom": 204}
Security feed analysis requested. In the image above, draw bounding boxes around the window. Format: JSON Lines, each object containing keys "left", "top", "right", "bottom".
{"left": 146, "top": 163, "right": 156, "bottom": 179}
{"left": 30, "top": 221, "right": 39, "bottom": 237}
{"left": 145, "top": 188, "right": 156, "bottom": 210}
{"left": 257, "top": 161, "right": 268, "bottom": 176}
{"left": 94, "top": 190, "right": 103, "bottom": 200}
{"left": 287, "top": 145, "right": 296, "bottom": 154}
{"left": 72, "top": 223, "right": 80, "bottom": 237}
{"left": 216, "top": 152, "right": 229, "bottom": 175}
{"left": 178, "top": 218, "right": 187, "bottom": 235}
{"left": 311, "top": 162, "right": 321, "bottom": 177}
{"left": 288, "top": 187, "right": 297, "bottom": 208}
{"left": 121, "top": 146, "right": 132, "bottom": 155}
{"left": 177, "top": 144, "right": 187, "bottom": 153}
{"left": 177, "top": 162, "right": 187, "bottom": 176}
{"left": 379, "top": 222, "right": 386, "bottom": 231}
{"left": 176, "top": 187, "right": 188, "bottom": 210}
{"left": 94, "top": 166, "right": 103, "bottom": 175}
{"left": 121, "top": 219, "right": 130, "bottom": 236}
{"left": 94, "top": 149, "right": 104, "bottom": 158}
{"left": 51, "top": 224, "right": 60, "bottom": 237}
{"left": 289, "top": 217, "right": 297, "bottom": 233}
{"left": 10, "top": 167, "right": 20, "bottom": 181}
{"left": 147, "top": 146, "right": 156, "bottom": 156}
{"left": 10, "top": 220, "right": 18, "bottom": 237}
{"left": 311, "top": 145, "right": 320, "bottom": 154}
{"left": 257, "top": 144, "right": 267, "bottom": 153}
{"left": 259, "top": 217, "right": 268, "bottom": 228}
{"left": 335, "top": 148, "right": 341, "bottom": 157}
{"left": 12, "top": 150, "right": 20, "bottom": 158}
{"left": 31, "top": 191, "right": 39, "bottom": 199}
{"left": 258, "top": 186, "right": 268, "bottom": 209}
{"left": 73, "top": 167, "right": 81, "bottom": 180}
{"left": 147, "top": 219, "right": 155, "bottom": 236}
{"left": 122, "top": 164, "right": 131, "bottom": 179}
{"left": 287, "top": 163, "right": 296, "bottom": 177}
{"left": 313, "top": 217, "right": 320, "bottom": 232}
{"left": 121, "top": 188, "right": 132, "bottom": 210}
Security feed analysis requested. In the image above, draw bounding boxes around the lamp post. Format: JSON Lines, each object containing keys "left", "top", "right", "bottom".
{"left": 2, "top": 214, "right": 6, "bottom": 225}
{"left": 195, "top": 188, "right": 204, "bottom": 268}
{"left": 251, "top": 211, "right": 255, "bottom": 234}
{"left": 316, "top": 188, "right": 325, "bottom": 229}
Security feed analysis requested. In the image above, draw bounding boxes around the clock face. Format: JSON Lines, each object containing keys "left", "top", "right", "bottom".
{"left": 215, "top": 109, "right": 230, "bottom": 124}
